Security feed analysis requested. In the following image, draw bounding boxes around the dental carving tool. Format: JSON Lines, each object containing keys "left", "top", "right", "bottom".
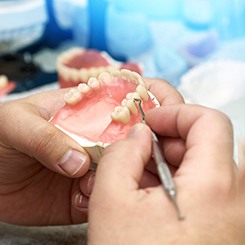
{"left": 134, "top": 98, "right": 184, "bottom": 221}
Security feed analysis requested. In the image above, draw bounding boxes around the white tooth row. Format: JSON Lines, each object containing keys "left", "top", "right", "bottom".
{"left": 100, "top": 69, "right": 148, "bottom": 124}
{"left": 0, "top": 75, "right": 8, "bottom": 88}
{"left": 111, "top": 88, "right": 148, "bottom": 124}
{"left": 64, "top": 76, "right": 102, "bottom": 105}
{"left": 64, "top": 69, "right": 149, "bottom": 124}
{"left": 57, "top": 47, "right": 120, "bottom": 84}
{"left": 98, "top": 68, "right": 147, "bottom": 89}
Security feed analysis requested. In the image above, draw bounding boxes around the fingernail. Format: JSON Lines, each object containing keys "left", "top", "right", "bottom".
{"left": 59, "top": 150, "right": 87, "bottom": 176}
{"left": 87, "top": 173, "right": 95, "bottom": 195}
{"left": 128, "top": 123, "right": 145, "bottom": 138}
{"left": 74, "top": 192, "right": 88, "bottom": 210}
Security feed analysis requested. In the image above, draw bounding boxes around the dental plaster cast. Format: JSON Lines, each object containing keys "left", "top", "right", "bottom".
{"left": 57, "top": 47, "right": 142, "bottom": 88}
{"left": 51, "top": 69, "right": 159, "bottom": 163}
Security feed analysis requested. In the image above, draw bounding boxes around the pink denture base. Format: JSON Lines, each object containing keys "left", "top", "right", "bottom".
{"left": 51, "top": 78, "right": 156, "bottom": 144}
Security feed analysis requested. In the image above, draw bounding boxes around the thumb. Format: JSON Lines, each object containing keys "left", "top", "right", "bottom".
{"left": 1, "top": 103, "right": 91, "bottom": 177}
{"left": 93, "top": 123, "right": 152, "bottom": 196}
{"left": 28, "top": 116, "right": 91, "bottom": 177}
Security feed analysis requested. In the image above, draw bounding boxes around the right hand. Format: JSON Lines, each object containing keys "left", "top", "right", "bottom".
{"left": 88, "top": 104, "right": 243, "bottom": 245}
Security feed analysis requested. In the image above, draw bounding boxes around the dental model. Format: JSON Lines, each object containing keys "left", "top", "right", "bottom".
{"left": 51, "top": 69, "right": 159, "bottom": 163}
{"left": 57, "top": 47, "right": 142, "bottom": 88}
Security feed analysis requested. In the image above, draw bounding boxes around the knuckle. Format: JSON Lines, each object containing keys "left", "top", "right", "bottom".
{"left": 28, "top": 124, "right": 64, "bottom": 161}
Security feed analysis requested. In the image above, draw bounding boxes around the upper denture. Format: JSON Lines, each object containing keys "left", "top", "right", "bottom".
{"left": 57, "top": 47, "right": 143, "bottom": 88}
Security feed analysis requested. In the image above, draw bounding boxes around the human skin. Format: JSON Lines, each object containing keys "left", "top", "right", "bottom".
{"left": 0, "top": 78, "right": 183, "bottom": 226}
{"left": 88, "top": 104, "right": 245, "bottom": 245}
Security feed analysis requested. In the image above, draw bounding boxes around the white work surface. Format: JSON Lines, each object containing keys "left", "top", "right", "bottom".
{"left": 178, "top": 59, "right": 245, "bottom": 163}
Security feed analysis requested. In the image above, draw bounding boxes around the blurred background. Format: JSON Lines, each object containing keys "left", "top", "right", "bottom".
{"left": 0, "top": 0, "right": 245, "bottom": 141}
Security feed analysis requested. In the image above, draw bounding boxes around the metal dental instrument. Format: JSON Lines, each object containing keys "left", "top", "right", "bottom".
{"left": 134, "top": 98, "right": 184, "bottom": 221}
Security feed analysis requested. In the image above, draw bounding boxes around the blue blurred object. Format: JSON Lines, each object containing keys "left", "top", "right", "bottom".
{"left": 107, "top": 0, "right": 182, "bottom": 20}
{"left": 212, "top": 0, "right": 245, "bottom": 40}
{"left": 106, "top": 4, "right": 153, "bottom": 59}
{"left": 183, "top": 0, "right": 214, "bottom": 30}
{"left": 51, "top": 0, "right": 88, "bottom": 48}
{"left": 211, "top": 38, "right": 245, "bottom": 62}
{"left": 154, "top": 46, "right": 188, "bottom": 87}
{"left": 88, "top": 0, "right": 108, "bottom": 50}
{"left": 1, "top": 0, "right": 245, "bottom": 92}
{"left": 180, "top": 30, "right": 219, "bottom": 66}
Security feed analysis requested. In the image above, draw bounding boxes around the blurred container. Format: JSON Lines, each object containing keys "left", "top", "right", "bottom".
{"left": 180, "top": 30, "right": 219, "bottom": 66}
{"left": 107, "top": 0, "right": 182, "bottom": 20}
{"left": 53, "top": 0, "right": 89, "bottom": 47}
{"left": 105, "top": 4, "right": 153, "bottom": 59}
{"left": 154, "top": 46, "right": 188, "bottom": 87}
{"left": 183, "top": 0, "right": 214, "bottom": 30}
{"left": 213, "top": 0, "right": 245, "bottom": 40}
{"left": 210, "top": 38, "right": 245, "bottom": 62}
{"left": 178, "top": 59, "right": 245, "bottom": 108}
{"left": 0, "top": 0, "right": 47, "bottom": 53}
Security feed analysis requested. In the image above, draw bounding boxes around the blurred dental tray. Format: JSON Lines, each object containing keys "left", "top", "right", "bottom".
{"left": 0, "top": 0, "right": 47, "bottom": 51}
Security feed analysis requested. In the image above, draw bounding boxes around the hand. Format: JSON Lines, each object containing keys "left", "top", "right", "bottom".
{"left": 139, "top": 78, "right": 184, "bottom": 186}
{"left": 79, "top": 78, "right": 185, "bottom": 196}
{"left": 0, "top": 78, "right": 184, "bottom": 226}
{"left": 88, "top": 104, "right": 244, "bottom": 245}
{"left": 0, "top": 90, "right": 91, "bottom": 225}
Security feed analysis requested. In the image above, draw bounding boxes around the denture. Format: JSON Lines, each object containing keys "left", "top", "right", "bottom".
{"left": 57, "top": 47, "right": 143, "bottom": 88}
{"left": 51, "top": 69, "right": 158, "bottom": 163}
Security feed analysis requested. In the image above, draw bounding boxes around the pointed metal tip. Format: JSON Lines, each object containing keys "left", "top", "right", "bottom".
{"left": 169, "top": 190, "right": 185, "bottom": 221}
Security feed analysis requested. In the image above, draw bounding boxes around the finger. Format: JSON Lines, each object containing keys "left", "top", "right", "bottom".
{"left": 146, "top": 104, "right": 235, "bottom": 184}
{"left": 80, "top": 170, "right": 96, "bottom": 197}
{"left": 162, "top": 137, "right": 186, "bottom": 167}
{"left": 25, "top": 88, "right": 70, "bottom": 117}
{"left": 0, "top": 100, "right": 91, "bottom": 178}
{"left": 139, "top": 170, "right": 160, "bottom": 188}
{"left": 71, "top": 179, "right": 89, "bottom": 223}
{"left": 144, "top": 78, "right": 184, "bottom": 106}
{"left": 93, "top": 123, "right": 152, "bottom": 196}
{"left": 238, "top": 141, "right": 245, "bottom": 186}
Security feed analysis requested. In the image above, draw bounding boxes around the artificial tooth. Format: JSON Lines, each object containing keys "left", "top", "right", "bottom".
{"left": 111, "top": 106, "right": 130, "bottom": 124}
{"left": 88, "top": 77, "right": 101, "bottom": 89}
{"left": 136, "top": 85, "right": 149, "bottom": 100}
{"left": 89, "top": 67, "right": 98, "bottom": 77}
{"left": 79, "top": 69, "right": 89, "bottom": 83}
{"left": 126, "top": 92, "right": 140, "bottom": 101}
{"left": 131, "top": 92, "right": 141, "bottom": 100}
{"left": 121, "top": 99, "right": 127, "bottom": 107}
{"left": 77, "top": 83, "right": 90, "bottom": 94}
{"left": 126, "top": 98, "right": 138, "bottom": 115}
{"left": 61, "top": 67, "right": 70, "bottom": 81}
{"left": 64, "top": 88, "right": 82, "bottom": 105}
{"left": 0, "top": 75, "right": 8, "bottom": 88}
{"left": 138, "top": 77, "right": 147, "bottom": 89}
{"left": 126, "top": 92, "right": 134, "bottom": 100}
{"left": 132, "top": 71, "right": 141, "bottom": 79}
{"left": 70, "top": 68, "right": 79, "bottom": 81}
{"left": 60, "top": 53, "right": 71, "bottom": 64}
{"left": 69, "top": 47, "right": 83, "bottom": 56}
{"left": 110, "top": 69, "right": 121, "bottom": 78}
{"left": 120, "top": 69, "right": 132, "bottom": 80}
{"left": 98, "top": 72, "right": 111, "bottom": 84}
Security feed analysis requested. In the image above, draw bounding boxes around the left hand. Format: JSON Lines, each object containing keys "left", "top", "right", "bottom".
{"left": 0, "top": 89, "right": 91, "bottom": 225}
